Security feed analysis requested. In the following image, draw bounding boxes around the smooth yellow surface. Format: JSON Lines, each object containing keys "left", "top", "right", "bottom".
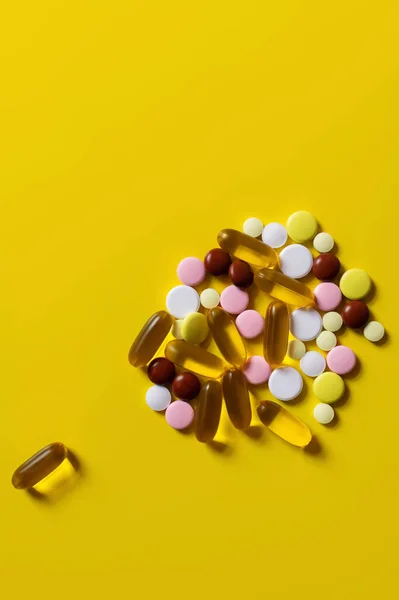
{"left": 286, "top": 210, "right": 318, "bottom": 242}
{"left": 1, "top": 2, "right": 399, "bottom": 599}
{"left": 314, "top": 372, "right": 345, "bottom": 404}
{"left": 181, "top": 312, "right": 209, "bottom": 344}
{"left": 340, "top": 268, "right": 372, "bottom": 299}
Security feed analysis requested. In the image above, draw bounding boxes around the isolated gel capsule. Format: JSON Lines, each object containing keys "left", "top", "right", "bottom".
{"left": 257, "top": 401, "right": 312, "bottom": 447}
{"left": 222, "top": 369, "right": 252, "bottom": 430}
{"left": 217, "top": 229, "right": 278, "bottom": 268}
{"left": 195, "top": 380, "right": 223, "bottom": 443}
{"left": 207, "top": 307, "right": 247, "bottom": 368}
{"left": 255, "top": 268, "right": 314, "bottom": 307}
{"left": 165, "top": 340, "right": 225, "bottom": 379}
{"left": 129, "top": 311, "right": 173, "bottom": 368}
{"left": 12, "top": 442, "right": 68, "bottom": 490}
{"left": 264, "top": 300, "right": 289, "bottom": 366}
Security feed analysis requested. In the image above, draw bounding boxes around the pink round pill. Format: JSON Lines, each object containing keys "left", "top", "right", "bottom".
{"left": 177, "top": 257, "right": 206, "bottom": 287}
{"left": 326, "top": 345, "right": 357, "bottom": 375}
{"left": 165, "top": 400, "right": 195, "bottom": 430}
{"left": 236, "top": 310, "right": 265, "bottom": 339}
{"left": 220, "top": 285, "right": 249, "bottom": 315}
{"left": 243, "top": 356, "right": 271, "bottom": 385}
{"left": 314, "top": 282, "right": 342, "bottom": 311}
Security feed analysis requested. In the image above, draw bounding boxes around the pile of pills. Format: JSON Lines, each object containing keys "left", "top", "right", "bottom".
{"left": 129, "top": 210, "right": 385, "bottom": 447}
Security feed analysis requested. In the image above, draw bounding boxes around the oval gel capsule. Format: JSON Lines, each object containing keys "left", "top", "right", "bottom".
{"left": 129, "top": 311, "right": 173, "bottom": 368}
{"left": 208, "top": 307, "right": 247, "bottom": 368}
{"left": 255, "top": 268, "right": 314, "bottom": 307}
{"left": 165, "top": 340, "right": 225, "bottom": 379}
{"left": 222, "top": 369, "right": 252, "bottom": 430}
{"left": 257, "top": 401, "right": 312, "bottom": 447}
{"left": 195, "top": 380, "right": 223, "bottom": 443}
{"left": 217, "top": 229, "right": 278, "bottom": 268}
{"left": 12, "top": 442, "right": 68, "bottom": 490}
{"left": 264, "top": 300, "right": 289, "bottom": 366}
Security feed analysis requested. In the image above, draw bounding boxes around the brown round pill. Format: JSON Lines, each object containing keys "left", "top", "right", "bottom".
{"left": 342, "top": 300, "right": 370, "bottom": 328}
{"left": 148, "top": 357, "right": 176, "bottom": 385}
{"left": 312, "top": 254, "right": 341, "bottom": 280}
{"left": 204, "top": 248, "right": 231, "bottom": 276}
{"left": 229, "top": 260, "right": 254, "bottom": 288}
{"left": 172, "top": 372, "right": 201, "bottom": 401}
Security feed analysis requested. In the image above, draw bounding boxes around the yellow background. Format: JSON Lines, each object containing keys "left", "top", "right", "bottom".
{"left": 1, "top": 2, "right": 398, "bottom": 598}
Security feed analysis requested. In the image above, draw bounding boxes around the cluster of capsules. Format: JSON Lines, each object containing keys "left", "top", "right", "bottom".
{"left": 128, "top": 211, "right": 384, "bottom": 448}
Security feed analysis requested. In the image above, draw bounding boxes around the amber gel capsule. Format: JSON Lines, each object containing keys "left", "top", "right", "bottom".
{"left": 222, "top": 369, "right": 252, "bottom": 430}
{"left": 12, "top": 442, "right": 68, "bottom": 490}
{"left": 129, "top": 311, "right": 173, "bottom": 368}
{"left": 165, "top": 340, "right": 225, "bottom": 379}
{"left": 264, "top": 300, "right": 289, "bottom": 366}
{"left": 218, "top": 229, "right": 278, "bottom": 268}
{"left": 255, "top": 268, "right": 314, "bottom": 308}
{"left": 208, "top": 307, "right": 247, "bottom": 368}
{"left": 195, "top": 380, "right": 223, "bottom": 443}
{"left": 257, "top": 401, "right": 312, "bottom": 448}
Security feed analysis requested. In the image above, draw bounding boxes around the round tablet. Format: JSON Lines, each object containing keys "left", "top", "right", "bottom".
{"left": 220, "top": 285, "right": 249, "bottom": 315}
{"left": 316, "top": 330, "right": 337, "bottom": 351}
{"left": 290, "top": 308, "right": 323, "bottom": 341}
{"left": 322, "top": 311, "right": 343, "bottom": 332}
{"left": 166, "top": 285, "right": 200, "bottom": 318}
{"left": 286, "top": 210, "right": 318, "bottom": 243}
{"left": 342, "top": 300, "right": 369, "bottom": 328}
{"left": 172, "top": 372, "right": 201, "bottom": 401}
{"left": 313, "top": 403, "right": 335, "bottom": 424}
{"left": 172, "top": 319, "right": 184, "bottom": 339}
{"left": 312, "top": 254, "right": 341, "bottom": 281}
{"left": 200, "top": 288, "right": 220, "bottom": 310}
{"left": 148, "top": 357, "right": 176, "bottom": 385}
{"left": 243, "top": 356, "right": 271, "bottom": 385}
{"left": 181, "top": 312, "right": 209, "bottom": 344}
{"left": 327, "top": 346, "right": 356, "bottom": 374}
{"left": 313, "top": 372, "right": 345, "bottom": 404}
{"left": 314, "top": 282, "right": 342, "bottom": 311}
{"left": 268, "top": 366, "right": 303, "bottom": 401}
{"left": 288, "top": 339, "right": 306, "bottom": 360}
{"left": 262, "top": 223, "right": 288, "bottom": 248}
{"left": 204, "top": 248, "right": 231, "bottom": 276}
{"left": 229, "top": 260, "right": 254, "bottom": 288}
{"left": 165, "top": 400, "right": 195, "bottom": 430}
{"left": 364, "top": 321, "right": 385, "bottom": 342}
{"left": 236, "top": 310, "right": 265, "bottom": 339}
{"left": 177, "top": 257, "right": 206, "bottom": 287}
{"left": 313, "top": 232, "right": 334, "bottom": 253}
{"left": 279, "top": 244, "right": 313, "bottom": 279}
{"left": 243, "top": 217, "right": 263, "bottom": 237}
{"left": 340, "top": 268, "right": 371, "bottom": 300}
{"left": 146, "top": 385, "right": 172, "bottom": 411}
{"left": 300, "top": 351, "right": 326, "bottom": 377}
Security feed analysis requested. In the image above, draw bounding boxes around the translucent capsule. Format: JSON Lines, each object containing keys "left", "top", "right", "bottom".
{"left": 217, "top": 229, "right": 278, "bottom": 268}
{"left": 255, "top": 268, "right": 314, "bottom": 307}
{"left": 264, "top": 300, "right": 289, "bottom": 366}
{"left": 222, "top": 368, "right": 252, "bottom": 430}
{"left": 129, "top": 311, "right": 173, "bottom": 368}
{"left": 207, "top": 307, "right": 247, "bottom": 368}
{"left": 257, "top": 401, "right": 312, "bottom": 447}
{"left": 165, "top": 340, "right": 225, "bottom": 379}
{"left": 12, "top": 442, "right": 68, "bottom": 490}
{"left": 195, "top": 380, "right": 223, "bottom": 443}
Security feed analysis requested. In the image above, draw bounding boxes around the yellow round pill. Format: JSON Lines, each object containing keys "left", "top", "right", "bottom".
{"left": 313, "top": 372, "right": 345, "bottom": 404}
{"left": 181, "top": 312, "right": 209, "bottom": 344}
{"left": 339, "top": 268, "right": 371, "bottom": 300}
{"left": 286, "top": 210, "right": 318, "bottom": 243}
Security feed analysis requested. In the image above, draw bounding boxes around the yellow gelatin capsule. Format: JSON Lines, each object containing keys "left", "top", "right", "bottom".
{"left": 217, "top": 229, "right": 278, "bottom": 268}
{"left": 129, "top": 311, "right": 173, "bottom": 368}
{"left": 12, "top": 442, "right": 68, "bottom": 490}
{"left": 165, "top": 340, "right": 225, "bottom": 379}
{"left": 257, "top": 401, "right": 312, "bottom": 447}
{"left": 195, "top": 380, "right": 223, "bottom": 443}
{"left": 255, "top": 268, "right": 314, "bottom": 307}
{"left": 264, "top": 300, "right": 289, "bottom": 366}
{"left": 207, "top": 307, "right": 247, "bottom": 368}
{"left": 222, "top": 368, "right": 252, "bottom": 430}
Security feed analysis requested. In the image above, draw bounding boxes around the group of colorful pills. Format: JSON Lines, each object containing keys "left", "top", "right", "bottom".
{"left": 129, "top": 210, "right": 385, "bottom": 448}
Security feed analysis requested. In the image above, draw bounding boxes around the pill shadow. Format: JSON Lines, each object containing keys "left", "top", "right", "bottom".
{"left": 375, "top": 331, "right": 389, "bottom": 347}
{"left": 332, "top": 386, "right": 350, "bottom": 409}
{"left": 324, "top": 412, "right": 340, "bottom": 428}
{"left": 363, "top": 280, "right": 377, "bottom": 305}
{"left": 206, "top": 440, "right": 234, "bottom": 456}
{"left": 304, "top": 435, "right": 324, "bottom": 456}
{"left": 343, "top": 357, "right": 362, "bottom": 381}
{"left": 26, "top": 449, "right": 83, "bottom": 504}
{"left": 243, "top": 425, "right": 265, "bottom": 441}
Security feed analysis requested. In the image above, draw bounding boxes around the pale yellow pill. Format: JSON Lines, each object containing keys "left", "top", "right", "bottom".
{"left": 172, "top": 319, "right": 184, "bottom": 339}
{"left": 339, "top": 268, "right": 371, "bottom": 300}
{"left": 200, "top": 288, "right": 220, "bottom": 310}
{"left": 313, "top": 232, "right": 334, "bottom": 253}
{"left": 286, "top": 210, "right": 318, "bottom": 243}
{"left": 322, "top": 311, "right": 343, "bottom": 332}
{"left": 181, "top": 313, "right": 209, "bottom": 344}
{"left": 316, "top": 331, "right": 337, "bottom": 351}
{"left": 364, "top": 321, "right": 385, "bottom": 342}
{"left": 313, "top": 372, "right": 345, "bottom": 404}
{"left": 243, "top": 217, "right": 263, "bottom": 237}
{"left": 288, "top": 339, "right": 306, "bottom": 360}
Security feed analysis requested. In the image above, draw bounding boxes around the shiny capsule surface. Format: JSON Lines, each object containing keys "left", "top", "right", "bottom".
{"left": 257, "top": 401, "right": 312, "bottom": 447}
{"left": 195, "top": 380, "right": 223, "bottom": 443}
{"left": 165, "top": 340, "right": 225, "bottom": 379}
{"left": 208, "top": 307, "right": 247, "bottom": 368}
{"left": 217, "top": 229, "right": 278, "bottom": 268}
{"left": 255, "top": 268, "right": 314, "bottom": 307}
{"left": 129, "top": 311, "right": 173, "bottom": 368}
{"left": 12, "top": 442, "right": 68, "bottom": 490}
{"left": 264, "top": 300, "right": 289, "bottom": 365}
{"left": 222, "top": 369, "right": 252, "bottom": 430}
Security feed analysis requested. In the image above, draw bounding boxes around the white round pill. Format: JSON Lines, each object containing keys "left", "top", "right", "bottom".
{"left": 313, "top": 403, "right": 335, "bottom": 424}
{"left": 243, "top": 217, "right": 263, "bottom": 237}
{"left": 166, "top": 285, "right": 200, "bottom": 318}
{"left": 313, "top": 232, "right": 334, "bottom": 253}
{"left": 290, "top": 308, "right": 323, "bottom": 341}
{"left": 322, "top": 311, "right": 343, "bottom": 332}
{"left": 364, "top": 321, "right": 385, "bottom": 342}
{"left": 288, "top": 339, "right": 306, "bottom": 360}
{"left": 200, "top": 288, "right": 220, "bottom": 310}
{"left": 316, "top": 330, "right": 337, "bottom": 351}
{"left": 300, "top": 351, "right": 326, "bottom": 377}
{"left": 268, "top": 366, "right": 303, "bottom": 401}
{"left": 146, "top": 385, "right": 172, "bottom": 411}
{"left": 279, "top": 244, "right": 313, "bottom": 279}
{"left": 172, "top": 319, "right": 184, "bottom": 339}
{"left": 262, "top": 223, "right": 288, "bottom": 248}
